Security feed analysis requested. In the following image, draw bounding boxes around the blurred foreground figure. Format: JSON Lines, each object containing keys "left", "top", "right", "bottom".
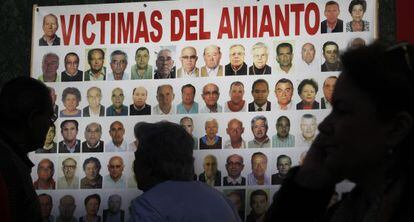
{"left": 130, "top": 121, "right": 241, "bottom": 221}
{"left": 266, "top": 42, "right": 414, "bottom": 221}
{"left": 0, "top": 77, "right": 54, "bottom": 222}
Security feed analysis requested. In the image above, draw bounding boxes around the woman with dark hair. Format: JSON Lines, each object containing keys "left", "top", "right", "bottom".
{"left": 266, "top": 42, "right": 414, "bottom": 221}
{"left": 79, "top": 194, "right": 101, "bottom": 222}
{"left": 60, "top": 87, "right": 82, "bottom": 117}
{"left": 346, "top": 0, "right": 370, "bottom": 32}
{"left": 130, "top": 121, "right": 241, "bottom": 221}
{"left": 296, "top": 78, "right": 320, "bottom": 110}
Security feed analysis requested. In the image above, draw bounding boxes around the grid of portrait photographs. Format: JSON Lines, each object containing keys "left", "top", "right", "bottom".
{"left": 30, "top": 0, "right": 376, "bottom": 221}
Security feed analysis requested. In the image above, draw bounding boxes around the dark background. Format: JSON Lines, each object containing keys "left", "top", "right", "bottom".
{"left": 0, "top": 0, "right": 401, "bottom": 86}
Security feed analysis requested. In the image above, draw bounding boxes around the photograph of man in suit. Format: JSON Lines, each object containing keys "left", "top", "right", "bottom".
{"left": 38, "top": 53, "right": 60, "bottom": 82}
{"left": 84, "top": 48, "right": 106, "bottom": 81}
{"left": 58, "top": 120, "right": 80, "bottom": 153}
{"left": 321, "top": 76, "right": 338, "bottom": 109}
{"left": 271, "top": 155, "right": 292, "bottom": 185}
{"left": 177, "top": 46, "right": 199, "bottom": 77}
{"left": 61, "top": 52, "right": 83, "bottom": 82}
{"left": 82, "top": 122, "right": 104, "bottom": 152}
{"left": 201, "top": 45, "right": 223, "bottom": 77}
{"left": 321, "top": 1, "right": 343, "bottom": 33}
{"left": 198, "top": 154, "right": 221, "bottom": 187}
{"left": 130, "top": 86, "right": 151, "bottom": 115}
{"left": 225, "top": 44, "right": 247, "bottom": 75}
{"left": 321, "top": 41, "right": 343, "bottom": 72}
{"left": 223, "top": 154, "right": 246, "bottom": 186}
{"left": 249, "top": 79, "right": 271, "bottom": 112}
{"left": 83, "top": 87, "right": 105, "bottom": 117}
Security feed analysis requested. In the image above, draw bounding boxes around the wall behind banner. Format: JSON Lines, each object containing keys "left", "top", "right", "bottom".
{"left": 31, "top": 0, "right": 376, "bottom": 221}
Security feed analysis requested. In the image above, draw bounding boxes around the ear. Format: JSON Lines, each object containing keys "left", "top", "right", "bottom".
{"left": 386, "top": 111, "right": 413, "bottom": 146}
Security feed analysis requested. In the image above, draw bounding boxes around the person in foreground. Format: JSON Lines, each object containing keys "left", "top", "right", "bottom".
{"left": 266, "top": 42, "right": 414, "bottom": 221}
{"left": 130, "top": 121, "right": 241, "bottom": 222}
{"left": 0, "top": 77, "right": 54, "bottom": 221}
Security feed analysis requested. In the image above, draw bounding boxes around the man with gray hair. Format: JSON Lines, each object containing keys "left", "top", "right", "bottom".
{"left": 38, "top": 52, "right": 60, "bottom": 82}
{"left": 177, "top": 46, "right": 199, "bottom": 77}
{"left": 298, "top": 113, "right": 318, "bottom": 146}
{"left": 248, "top": 115, "right": 271, "bottom": 148}
{"left": 106, "top": 87, "right": 128, "bottom": 116}
{"left": 225, "top": 44, "right": 247, "bottom": 75}
{"left": 154, "top": 48, "right": 176, "bottom": 79}
{"left": 82, "top": 122, "right": 104, "bottom": 152}
{"left": 107, "top": 50, "right": 129, "bottom": 80}
{"left": 249, "top": 42, "right": 271, "bottom": 75}
{"left": 39, "top": 13, "right": 60, "bottom": 46}
{"left": 201, "top": 45, "right": 223, "bottom": 76}
{"left": 103, "top": 194, "right": 125, "bottom": 222}
{"left": 200, "top": 118, "right": 222, "bottom": 149}
{"left": 83, "top": 86, "right": 105, "bottom": 117}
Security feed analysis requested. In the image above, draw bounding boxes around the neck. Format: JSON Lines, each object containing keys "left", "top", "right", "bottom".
{"left": 255, "top": 136, "right": 267, "bottom": 143}
{"left": 280, "top": 64, "right": 292, "bottom": 72}
{"left": 230, "top": 139, "right": 243, "bottom": 148}
{"left": 114, "top": 139, "right": 123, "bottom": 147}
{"left": 65, "top": 140, "right": 76, "bottom": 148}
{"left": 327, "top": 20, "right": 337, "bottom": 28}
{"left": 160, "top": 105, "right": 171, "bottom": 114}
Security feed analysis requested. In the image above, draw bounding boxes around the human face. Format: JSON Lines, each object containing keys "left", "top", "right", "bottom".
{"left": 156, "top": 50, "right": 174, "bottom": 76}
{"left": 86, "top": 198, "right": 99, "bottom": 216}
{"left": 181, "top": 119, "right": 194, "bottom": 135}
{"left": 111, "top": 88, "right": 125, "bottom": 108}
{"left": 276, "top": 118, "right": 290, "bottom": 138}
{"left": 351, "top": 4, "right": 365, "bottom": 22}
{"left": 64, "top": 93, "right": 79, "bottom": 112}
{"left": 85, "top": 123, "right": 101, "bottom": 146}
{"left": 203, "top": 156, "right": 217, "bottom": 178}
{"left": 226, "top": 120, "right": 244, "bottom": 142}
{"left": 277, "top": 158, "right": 291, "bottom": 175}
{"left": 227, "top": 193, "right": 242, "bottom": 210}
{"left": 275, "top": 82, "right": 293, "bottom": 106}
{"left": 276, "top": 46, "right": 293, "bottom": 67}
{"left": 84, "top": 162, "right": 98, "bottom": 180}
{"left": 108, "top": 196, "right": 122, "bottom": 213}
{"left": 59, "top": 196, "right": 76, "bottom": 218}
{"left": 87, "top": 88, "right": 101, "bottom": 109}
{"left": 89, "top": 50, "right": 104, "bottom": 72}
{"left": 65, "top": 55, "right": 79, "bottom": 75}
{"left": 110, "top": 54, "right": 127, "bottom": 75}
{"left": 324, "top": 4, "right": 340, "bottom": 24}
{"left": 180, "top": 47, "right": 197, "bottom": 72}
{"left": 301, "top": 117, "right": 317, "bottom": 140}
{"left": 42, "top": 15, "right": 58, "bottom": 38}
{"left": 203, "top": 46, "right": 221, "bottom": 69}
{"left": 109, "top": 122, "right": 125, "bottom": 144}
{"left": 251, "top": 195, "right": 268, "bottom": 215}
{"left": 226, "top": 155, "right": 244, "bottom": 178}
{"left": 135, "top": 50, "right": 150, "bottom": 69}
{"left": 252, "top": 82, "right": 269, "bottom": 106}
{"left": 62, "top": 159, "right": 76, "bottom": 180}
{"left": 62, "top": 122, "right": 78, "bottom": 142}
{"left": 205, "top": 120, "right": 218, "bottom": 139}
{"left": 323, "top": 77, "right": 337, "bottom": 103}
{"left": 39, "top": 195, "right": 53, "bottom": 219}
{"left": 202, "top": 84, "right": 219, "bottom": 107}
{"left": 229, "top": 46, "right": 245, "bottom": 67}
{"left": 157, "top": 86, "right": 174, "bottom": 108}
{"left": 300, "top": 84, "right": 316, "bottom": 104}
{"left": 44, "top": 126, "right": 56, "bottom": 145}
{"left": 42, "top": 55, "right": 59, "bottom": 79}
{"left": 133, "top": 87, "right": 147, "bottom": 107}
{"left": 252, "top": 155, "right": 267, "bottom": 178}
{"left": 38, "top": 160, "right": 53, "bottom": 181}
{"left": 323, "top": 45, "right": 339, "bottom": 64}
{"left": 253, "top": 47, "right": 268, "bottom": 69}
{"left": 302, "top": 43, "right": 315, "bottom": 64}
{"left": 229, "top": 84, "right": 244, "bottom": 104}
{"left": 317, "top": 75, "right": 391, "bottom": 182}
{"left": 252, "top": 119, "right": 268, "bottom": 140}
{"left": 108, "top": 157, "right": 124, "bottom": 180}
{"left": 182, "top": 86, "right": 195, "bottom": 106}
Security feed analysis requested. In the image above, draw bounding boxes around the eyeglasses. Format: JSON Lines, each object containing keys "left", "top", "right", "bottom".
{"left": 181, "top": 55, "right": 197, "bottom": 60}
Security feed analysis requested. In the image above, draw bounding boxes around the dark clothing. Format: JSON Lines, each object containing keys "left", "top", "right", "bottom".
{"left": 199, "top": 136, "right": 222, "bottom": 149}
{"left": 321, "top": 19, "right": 344, "bottom": 33}
{"left": 248, "top": 101, "right": 271, "bottom": 112}
{"left": 296, "top": 100, "right": 320, "bottom": 110}
{"left": 154, "top": 67, "right": 176, "bottom": 79}
{"left": 61, "top": 71, "right": 83, "bottom": 82}
{"left": 321, "top": 98, "right": 328, "bottom": 109}
{"left": 39, "top": 36, "right": 60, "bottom": 46}
{"left": 35, "top": 142, "right": 57, "bottom": 154}
{"left": 225, "top": 63, "right": 248, "bottom": 76}
{"left": 81, "top": 141, "right": 104, "bottom": 153}
{"left": 198, "top": 172, "right": 222, "bottom": 186}
{"left": 130, "top": 104, "right": 151, "bottom": 115}
{"left": 83, "top": 105, "right": 105, "bottom": 117}
{"left": 271, "top": 173, "right": 286, "bottom": 185}
{"left": 80, "top": 174, "right": 103, "bottom": 189}
{"left": 223, "top": 176, "right": 246, "bottom": 186}
{"left": 58, "top": 140, "right": 81, "bottom": 153}
{"left": 321, "top": 61, "right": 343, "bottom": 72}
{"left": 103, "top": 209, "right": 124, "bottom": 222}
{"left": 106, "top": 105, "right": 128, "bottom": 116}
{"left": 249, "top": 64, "right": 271, "bottom": 75}
{"left": 0, "top": 134, "right": 42, "bottom": 222}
